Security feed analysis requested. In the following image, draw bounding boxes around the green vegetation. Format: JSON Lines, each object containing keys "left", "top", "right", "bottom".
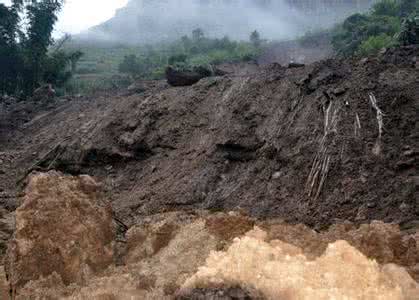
{"left": 331, "top": 0, "right": 419, "bottom": 56}
{"left": 117, "top": 29, "right": 262, "bottom": 79}
{"left": 0, "top": 1, "right": 82, "bottom": 97}
{"left": 62, "top": 29, "right": 263, "bottom": 94}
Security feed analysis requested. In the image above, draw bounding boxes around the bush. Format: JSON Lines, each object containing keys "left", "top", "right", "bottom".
{"left": 332, "top": 0, "right": 418, "bottom": 57}
{"left": 65, "top": 74, "right": 131, "bottom": 95}
{"left": 372, "top": 0, "right": 400, "bottom": 16}
{"left": 118, "top": 54, "right": 141, "bottom": 77}
{"left": 168, "top": 53, "right": 187, "bottom": 65}
{"left": 357, "top": 34, "right": 395, "bottom": 55}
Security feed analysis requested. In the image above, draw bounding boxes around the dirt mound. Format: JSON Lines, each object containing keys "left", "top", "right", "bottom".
{"left": 260, "top": 220, "right": 419, "bottom": 282}
{"left": 3, "top": 45, "right": 414, "bottom": 229}
{"left": 0, "top": 47, "right": 418, "bottom": 297}
{"left": 180, "top": 228, "right": 419, "bottom": 300}
{"left": 5, "top": 172, "right": 115, "bottom": 295}
{"left": 4, "top": 202, "right": 419, "bottom": 299}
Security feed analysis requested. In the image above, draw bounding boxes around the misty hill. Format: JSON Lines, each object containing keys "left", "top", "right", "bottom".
{"left": 80, "top": 0, "right": 376, "bottom": 44}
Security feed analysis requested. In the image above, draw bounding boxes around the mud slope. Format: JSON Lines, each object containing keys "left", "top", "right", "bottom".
{"left": 0, "top": 46, "right": 418, "bottom": 231}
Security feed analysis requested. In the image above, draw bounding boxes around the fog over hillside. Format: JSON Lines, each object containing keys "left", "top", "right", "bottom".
{"left": 80, "top": 0, "right": 376, "bottom": 44}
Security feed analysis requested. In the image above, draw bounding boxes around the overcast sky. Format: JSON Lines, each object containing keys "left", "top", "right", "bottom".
{"left": 0, "top": 0, "right": 128, "bottom": 36}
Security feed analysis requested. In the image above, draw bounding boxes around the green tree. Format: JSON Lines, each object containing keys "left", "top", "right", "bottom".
{"left": 331, "top": 0, "right": 415, "bottom": 57}
{"left": 0, "top": 2, "right": 22, "bottom": 94}
{"left": 22, "top": 0, "right": 64, "bottom": 94}
{"left": 399, "top": 0, "right": 419, "bottom": 16}
{"left": 0, "top": 0, "right": 79, "bottom": 98}
{"left": 118, "top": 54, "right": 141, "bottom": 77}
{"left": 397, "top": 16, "right": 419, "bottom": 45}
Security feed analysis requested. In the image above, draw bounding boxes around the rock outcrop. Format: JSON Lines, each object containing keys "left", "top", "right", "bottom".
{"left": 5, "top": 172, "right": 115, "bottom": 294}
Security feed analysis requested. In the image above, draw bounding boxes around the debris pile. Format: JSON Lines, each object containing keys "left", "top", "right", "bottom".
{"left": 2, "top": 173, "right": 418, "bottom": 299}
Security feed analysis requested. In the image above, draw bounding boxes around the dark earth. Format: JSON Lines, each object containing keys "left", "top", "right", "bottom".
{"left": 0, "top": 46, "right": 418, "bottom": 257}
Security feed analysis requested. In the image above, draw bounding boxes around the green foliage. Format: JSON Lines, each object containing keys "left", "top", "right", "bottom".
{"left": 331, "top": 0, "right": 419, "bottom": 57}
{"left": 43, "top": 51, "right": 73, "bottom": 87}
{"left": 372, "top": 0, "right": 400, "bottom": 16}
{"left": 118, "top": 54, "right": 141, "bottom": 77}
{"left": 0, "top": 3, "right": 22, "bottom": 95}
{"left": 357, "top": 33, "right": 395, "bottom": 55}
{"left": 0, "top": 0, "right": 82, "bottom": 97}
{"left": 399, "top": 0, "right": 419, "bottom": 16}
{"left": 168, "top": 53, "right": 188, "bottom": 65}
{"left": 115, "top": 29, "right": 262, "bottom": 80}
{"left": 397, "top": 16, "right": 419, "bottom": 44}
{"left": 65, "top": 74, "right": 131, "bottom": 95}
{"left": 61, "top": 28, "right": 262, "bottom": 92}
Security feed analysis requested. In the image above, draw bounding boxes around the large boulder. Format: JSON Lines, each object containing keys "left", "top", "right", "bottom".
{"left": 165, "top": 66, "right": 212, "bottom": 87}
{"left": 5, "top": 171, "right": 115, "bottom": 294}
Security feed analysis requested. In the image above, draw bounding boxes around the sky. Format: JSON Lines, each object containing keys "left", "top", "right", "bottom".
{"left": 0, "top": 0, "right": 128, "bottom": 36}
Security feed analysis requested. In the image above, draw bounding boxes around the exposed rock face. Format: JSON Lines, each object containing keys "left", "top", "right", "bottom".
{"left": 5, "top": 172, "right": 115, "bottom": 293}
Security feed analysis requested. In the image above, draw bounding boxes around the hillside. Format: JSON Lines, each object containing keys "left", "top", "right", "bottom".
{"left": 1, "top": 45, "right": 417, "bottom": 227}
{"left": 81, "top": 0, "right": 376, "bottom": 44}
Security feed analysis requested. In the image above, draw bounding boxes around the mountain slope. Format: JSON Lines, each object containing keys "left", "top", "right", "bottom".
{"left": 81, "top": 0, "right": 376, "bottom": 44}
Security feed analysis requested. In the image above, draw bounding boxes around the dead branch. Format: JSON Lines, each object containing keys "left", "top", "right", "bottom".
{"left": 369, "top": 93, "right": 385, "bottom": 139}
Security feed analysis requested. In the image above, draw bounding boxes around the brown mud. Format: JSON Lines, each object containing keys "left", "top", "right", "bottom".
{"left": 1, "top": 172, "right": 418, "bottom": 299}
{"left": 0, "top": 46, "right": 418, "bottom": 298}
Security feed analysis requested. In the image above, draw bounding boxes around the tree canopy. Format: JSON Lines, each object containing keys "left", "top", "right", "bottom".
{"left": 0, "top": 0, "right": 82, "bottom": 97}
{"left": 332, "top": 0, "right": 419, "bottom": 56}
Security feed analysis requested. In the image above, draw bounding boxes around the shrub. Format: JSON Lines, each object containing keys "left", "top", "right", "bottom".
{"left": 372, "top": 0, "right": 400, "bottom": 16}
{"left": 331, "top": 0, "right": 417, "bottom": 57}
{"left": 357, "top": 33, "right": 395, "bottom": 55}
{"left": 168, "top": 53, "right": 188, "bottom": 65}
{"left": 118, "top": 54, "right": 141, "bottom": 77}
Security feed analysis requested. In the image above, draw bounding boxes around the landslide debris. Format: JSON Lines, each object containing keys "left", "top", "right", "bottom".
{"left": 180, "top": 228, "right": 419, "bottom": 300}
{"left": 5, "top": 172, "right": 115, "bottom": 294}
{"left": 0, "top": 46, "right": 418, "bottom": 298}
{"left": 1, "top": 46, "right": 416, "bottom": 231}
{"left": 2, "top": 172, "right": 419, "bottom": 299}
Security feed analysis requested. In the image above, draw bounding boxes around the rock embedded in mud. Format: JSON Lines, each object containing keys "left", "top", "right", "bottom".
{"left": 5, "top": 171, "right": 116, "bottom": 292}
{"left": 165, "top": 66, "right": 210, "bottom": 86}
